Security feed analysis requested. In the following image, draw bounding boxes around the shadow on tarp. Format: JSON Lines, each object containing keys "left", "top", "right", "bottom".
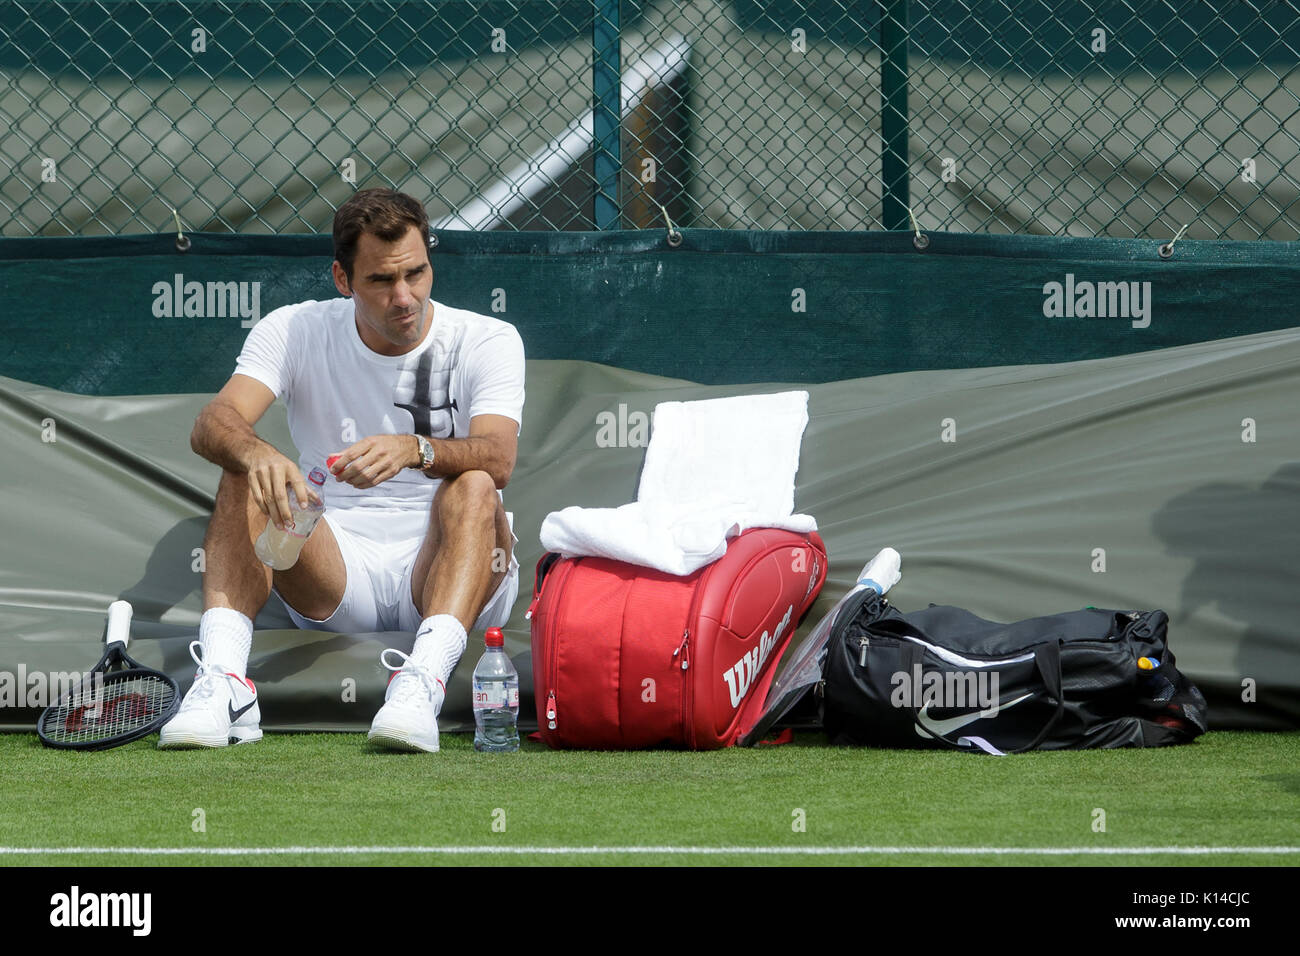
{"left": 1153, "top": 462, "right": 1300, "bottom": 730}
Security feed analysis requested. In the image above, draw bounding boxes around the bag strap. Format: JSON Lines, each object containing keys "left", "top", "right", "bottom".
{"left": 904, "top": 640, "right": 1065, "bottom": 755}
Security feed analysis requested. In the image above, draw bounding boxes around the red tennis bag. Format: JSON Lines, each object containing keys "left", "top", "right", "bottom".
{"left": 526, "top": 527, "right": 828, "bottom": 749}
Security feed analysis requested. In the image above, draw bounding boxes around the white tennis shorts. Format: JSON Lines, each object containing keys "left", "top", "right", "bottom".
{"left": 274, "top": 505, "right": 520, "bottom": 635}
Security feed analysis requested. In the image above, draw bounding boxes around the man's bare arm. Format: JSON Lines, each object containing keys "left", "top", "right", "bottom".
{"left": 192, "top": 403, "right": 274, "bottom": 473}
{"left": 329, "top": 415, "right": 519, "bottom": 491}
{"left": 192, "top": 374, "right": 312, "bottom": 529}
{"left": 192, "top": 374, "right": 277, "bottom": 469}
{"left": 422, "top": 415, "right": 518, "bottom": 489}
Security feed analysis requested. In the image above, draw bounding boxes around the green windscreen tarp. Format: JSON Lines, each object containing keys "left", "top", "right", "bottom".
{"left": 2, "top": 231, "right": 1299, "bottom": 391}
{"left": 1, "top": 232, "right": 1297, "bottom": 735}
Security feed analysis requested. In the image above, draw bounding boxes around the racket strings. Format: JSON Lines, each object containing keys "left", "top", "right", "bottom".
{"left": 41, "top": 674, "right": 176, "bottom": 746}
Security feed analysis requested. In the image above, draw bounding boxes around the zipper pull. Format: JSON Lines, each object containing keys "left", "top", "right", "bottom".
{"left": 525, "top": 554, "right": 560, "bottom": 621}
{"left": 857, "top": 636, "right": 870, "bottom": 668}
{"left": 545, "top": 690, "right": 557, "bottom": 730}
{"left": 672, "top": 629, "right": 690, "bottom": 670}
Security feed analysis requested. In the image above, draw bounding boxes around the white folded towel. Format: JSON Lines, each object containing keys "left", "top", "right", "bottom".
{"left": 540, "top": 390, "right": 817, "bottom": 575}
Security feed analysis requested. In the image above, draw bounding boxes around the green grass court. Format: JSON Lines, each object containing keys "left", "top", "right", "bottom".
{"left": 2, "top": 730, "right": 1298, "bottom": 866}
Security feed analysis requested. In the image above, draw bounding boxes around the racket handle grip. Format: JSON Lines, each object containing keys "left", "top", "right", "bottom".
{"left": 855, "top": 547, "right": 902, "bottom": 595}
{"left": 106, "top": 600, "right": 133, "bottom": 647}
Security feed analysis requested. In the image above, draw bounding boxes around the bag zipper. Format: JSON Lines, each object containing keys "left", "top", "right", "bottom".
{"left": 540, "top": 559, "right": 578, "bottom": 735}
{"left": 673, "top": 629, "right": 690, "bottom": 671}
{"left": 844, "top": 591, "right": 1069, "bottom": 669}
{"left": 1123, "top": 610, "right": 1156, "bottom": 641}
{"left": 524, "top": 552, "right": 561, "bottom": 621}
{"left": 676, "top": 559, "right": 721, "bottom": 750}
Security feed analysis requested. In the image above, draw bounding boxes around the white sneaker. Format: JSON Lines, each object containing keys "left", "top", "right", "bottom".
{"left": 368, "top": 648, "right": 442, "bottom": 753}
{"left": 158, "top": 641, "right": 262, "bottom": 748}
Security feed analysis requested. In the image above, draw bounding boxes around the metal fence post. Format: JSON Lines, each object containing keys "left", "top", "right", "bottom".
{"left": 593, "top": 0, "right": 621, "bottom": 229}
{"left": 879, "top": 0, "right": 910, "bottom": 232}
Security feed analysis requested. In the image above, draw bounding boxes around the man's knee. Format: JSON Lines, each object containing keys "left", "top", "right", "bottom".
{"left": 213, "top": 469, "right": 262, "bottom": 520}
{"left": 437, "top": 470, "right": 499, "bottom": 522}
{"left": 217, "top": 469, "right": 246, "bottom": 490}
{"left": 216, "top": 469, "right": 254, "bottom": 504}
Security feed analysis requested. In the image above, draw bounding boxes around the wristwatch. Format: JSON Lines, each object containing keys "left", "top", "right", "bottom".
{"left": 414, "top": 434, "right": 435, "bottom": 471}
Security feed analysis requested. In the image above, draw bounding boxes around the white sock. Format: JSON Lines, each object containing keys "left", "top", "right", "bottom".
{"left": 199, "top": 607, "right": 253, "bottom": 678}
{"left": 410, "top": 614, "right": 467, "bottom": 704}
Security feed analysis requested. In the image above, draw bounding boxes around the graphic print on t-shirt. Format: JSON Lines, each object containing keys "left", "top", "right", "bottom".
{"left": 393, "top": 341, "right": 461, "bottom": 439}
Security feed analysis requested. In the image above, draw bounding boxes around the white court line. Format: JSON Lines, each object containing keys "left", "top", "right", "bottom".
{"left": 1, "top": 845, "right": 1298, "bottom": 856}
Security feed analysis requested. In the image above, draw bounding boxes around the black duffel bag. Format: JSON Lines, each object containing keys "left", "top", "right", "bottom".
{"left": 822, "top": 590, "right": 1207, "bottom": 753}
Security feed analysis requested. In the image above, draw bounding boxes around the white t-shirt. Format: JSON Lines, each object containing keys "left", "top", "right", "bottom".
{"left": 233, "top": 297, "right": 525, "bottom": 515}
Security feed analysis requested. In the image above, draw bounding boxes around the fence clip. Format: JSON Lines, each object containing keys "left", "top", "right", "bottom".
{"left": 1158, "top": 223, "right": 1189, "bottom": 260}
{"left": 172, "top": 208, "right": 190, "bottom": 252}
{"left": 657, "top": 202, "right": 682, "bottom": 247}
{"left": 908, "top": 206, "right": 929, "bottom": 250}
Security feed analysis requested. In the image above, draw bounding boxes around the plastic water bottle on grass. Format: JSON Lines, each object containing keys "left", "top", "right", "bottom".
{"left": 473, "top": 627, "right": 520, "bottom": 752}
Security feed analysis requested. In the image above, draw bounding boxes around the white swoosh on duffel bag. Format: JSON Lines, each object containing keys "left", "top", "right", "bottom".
{"left": 914, "top": 692, "right": 1033, "bottom": 739}
{"left": 900, "top": 635, "right": 1035, "bottom": 669}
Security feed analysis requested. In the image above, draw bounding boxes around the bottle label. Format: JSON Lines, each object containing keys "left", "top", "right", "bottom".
{"left": 473, "top": 681, "right": 519, "bottom": 711}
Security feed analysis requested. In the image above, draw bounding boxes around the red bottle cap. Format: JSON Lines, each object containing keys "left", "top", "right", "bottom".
{"left": 326, "top": 454, "right": 342, "bottom": 473}
{"left": 485, "top": 627, "right": 504, "bottom": 647}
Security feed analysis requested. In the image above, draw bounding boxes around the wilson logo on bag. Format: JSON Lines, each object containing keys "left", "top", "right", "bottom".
{"left": 722, "top": 603, "right": 793, "bottom": 708}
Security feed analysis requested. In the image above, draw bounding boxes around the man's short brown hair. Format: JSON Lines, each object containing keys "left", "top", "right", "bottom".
{"left": 333, "top": 188, "right": 430, "bottom": 281}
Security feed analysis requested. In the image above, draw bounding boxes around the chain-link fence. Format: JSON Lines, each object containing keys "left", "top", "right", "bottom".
{"left": 2, "top": 0, "right": 1297, "bottom": 238}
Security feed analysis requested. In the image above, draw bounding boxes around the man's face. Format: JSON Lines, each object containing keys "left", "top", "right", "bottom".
{"left": 333, "top": 225, "right": 433, "bottom": 356}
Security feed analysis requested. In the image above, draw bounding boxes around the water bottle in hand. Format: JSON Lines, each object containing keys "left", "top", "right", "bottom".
{"left": 253, "top": 460, "right": 332, "bottom": 570}
{"left": 472, "top": 627, "right": 520, "bottom": 752}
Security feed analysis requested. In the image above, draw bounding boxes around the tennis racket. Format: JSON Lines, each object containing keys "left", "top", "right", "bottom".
{"left": 37, "top": 600, "right": 180, "bottom": 750}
